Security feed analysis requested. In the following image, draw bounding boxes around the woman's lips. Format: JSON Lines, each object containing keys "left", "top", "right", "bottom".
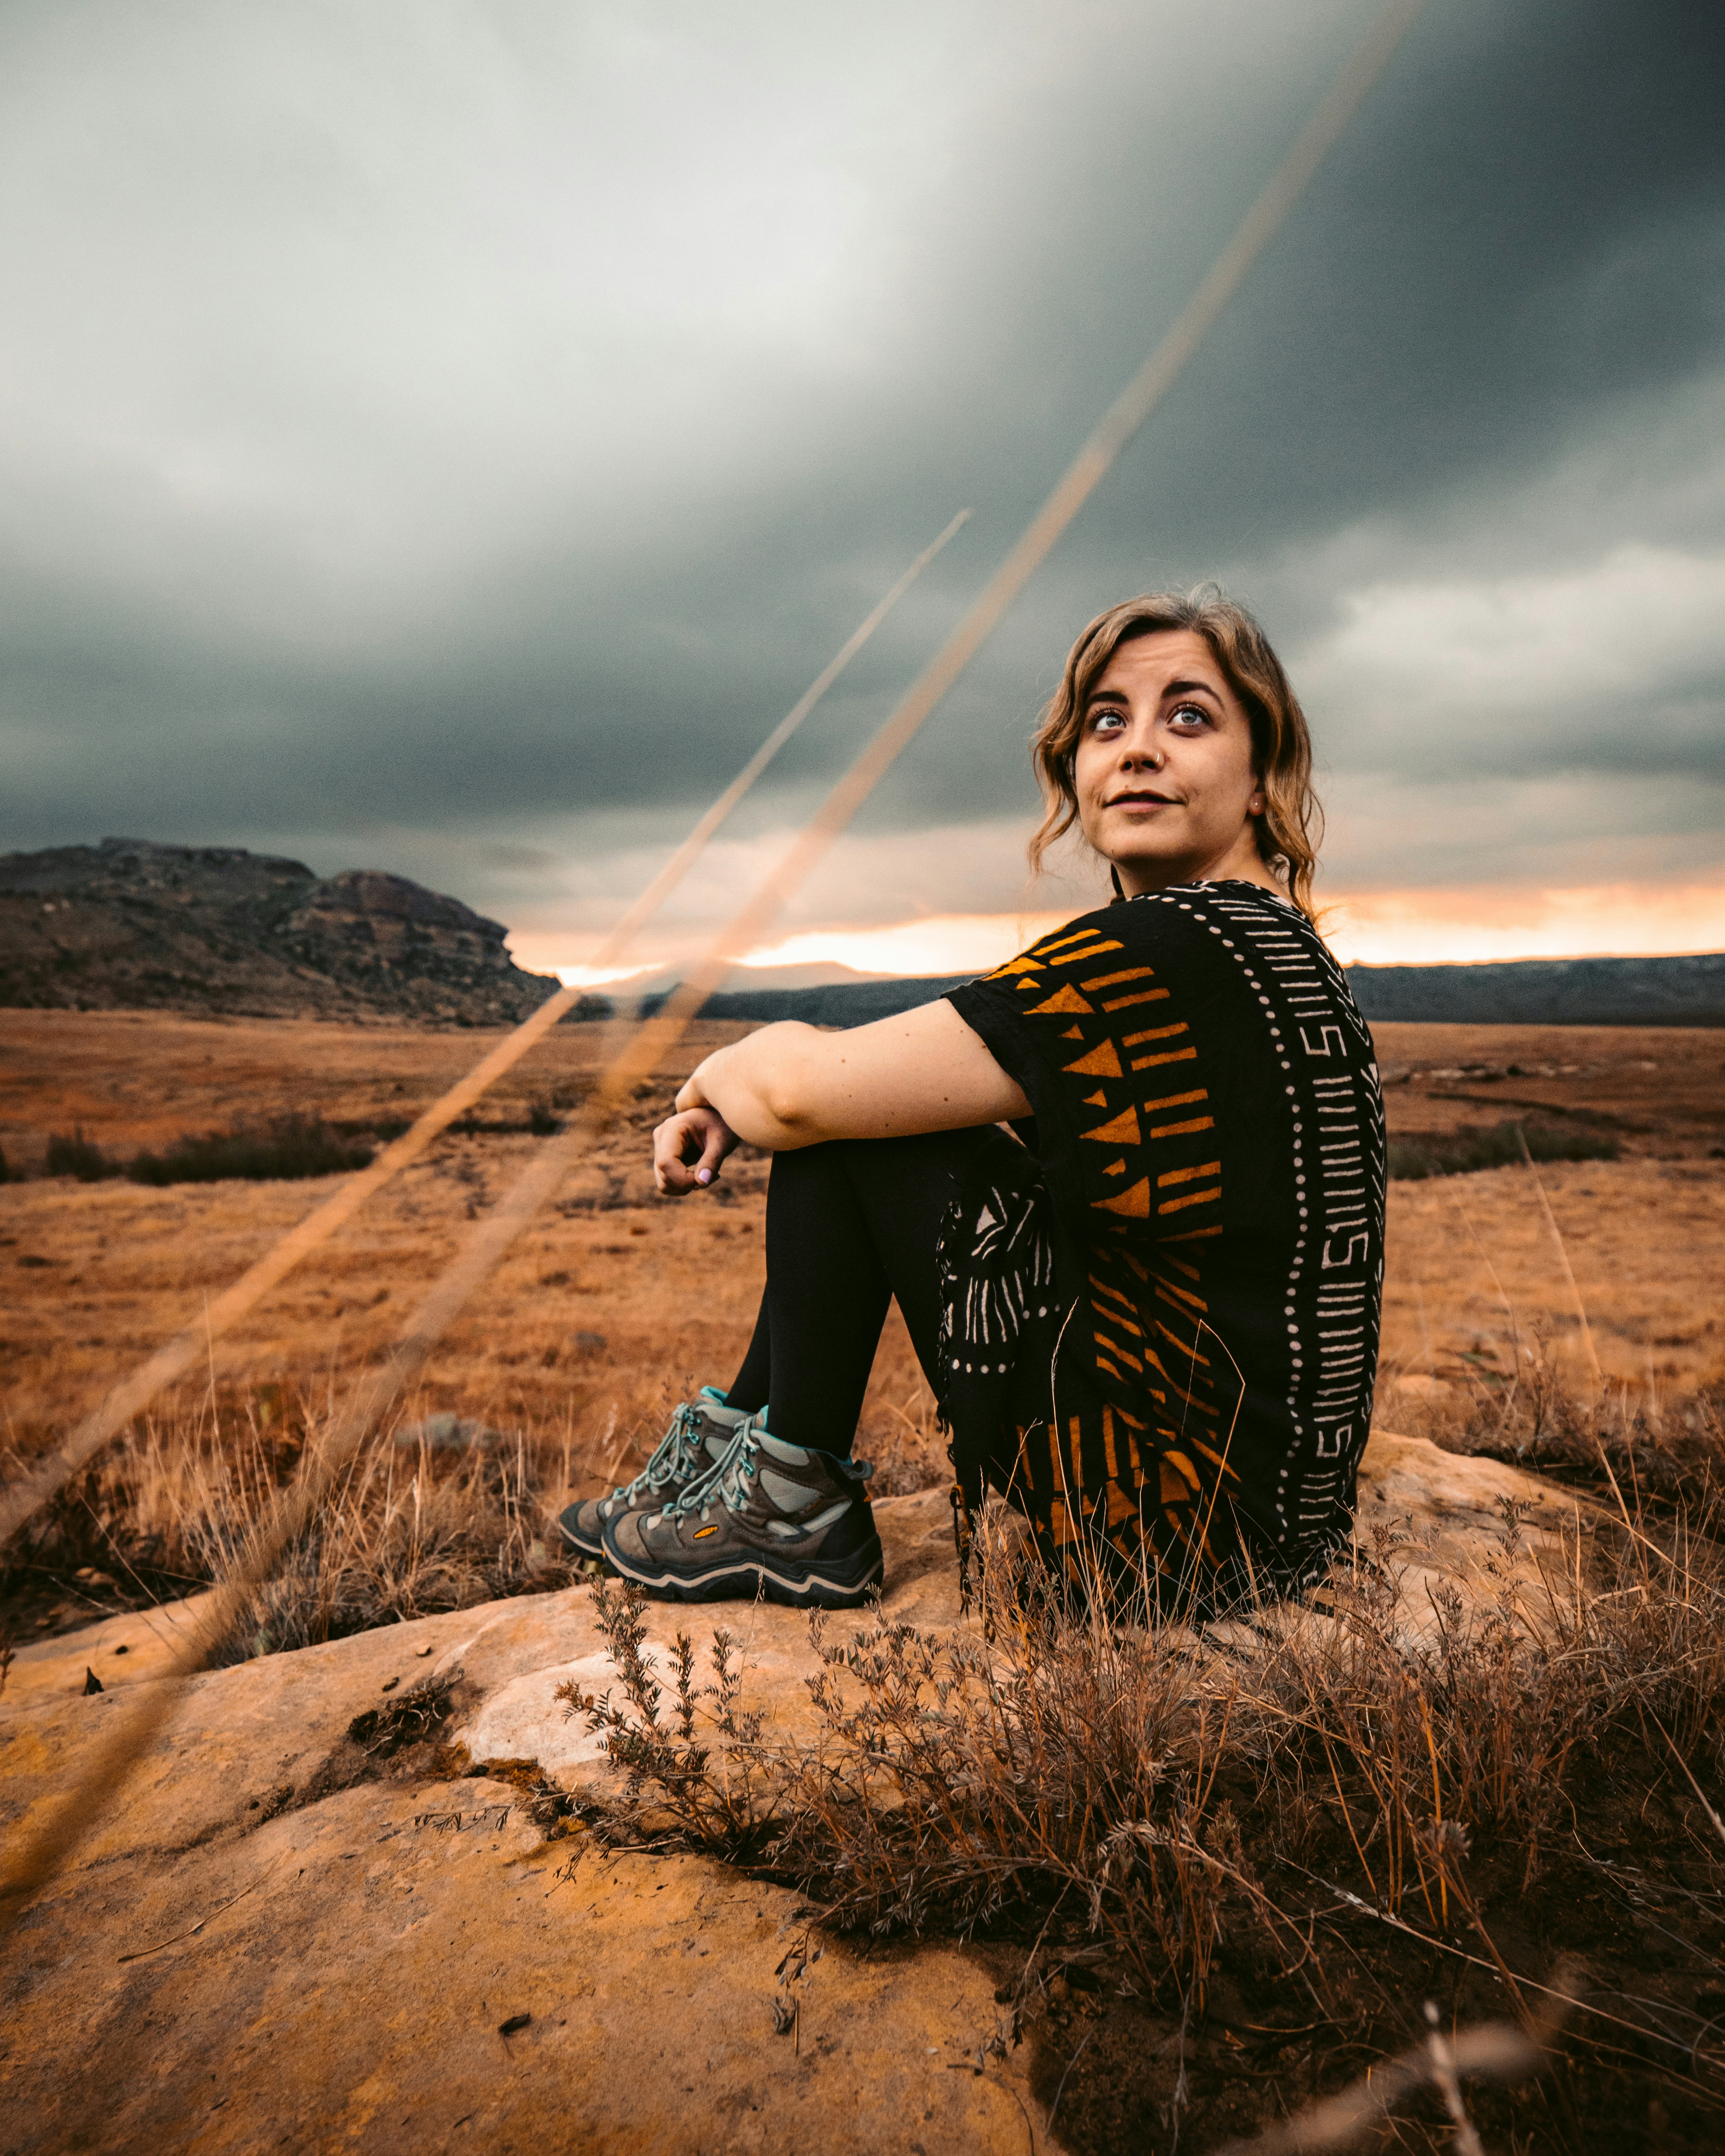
{"left": 1105, "top": 790, "right": 1178, "bottom": 807}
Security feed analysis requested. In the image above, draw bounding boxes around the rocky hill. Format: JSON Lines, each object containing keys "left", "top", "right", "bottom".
{"left": 0, "top": 839, "right": 561, "bottom": 1026}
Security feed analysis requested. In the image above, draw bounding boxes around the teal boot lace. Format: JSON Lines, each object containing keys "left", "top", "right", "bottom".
{"left": 611, "top": 1402, "right": 710, "bottom": 1504}
{"left": 665, "top": 1420, "right": 760, "bottom": 1523}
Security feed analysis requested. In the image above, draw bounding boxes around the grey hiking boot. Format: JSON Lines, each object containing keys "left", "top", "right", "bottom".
{"left": 556, "top": 1387, "right": 752, "bottom": 1560}
{"left": 601, "top": 1419, "right": 883, "bottom": 1608}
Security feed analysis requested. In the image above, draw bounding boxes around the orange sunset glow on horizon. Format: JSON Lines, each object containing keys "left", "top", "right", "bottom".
{"left": 533, "top": 875, "right": 1725, "bottom": 991}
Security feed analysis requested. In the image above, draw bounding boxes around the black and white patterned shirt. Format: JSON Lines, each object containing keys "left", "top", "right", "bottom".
{"left": 942, "top": 880, "right": 1386, "bottom": 1598}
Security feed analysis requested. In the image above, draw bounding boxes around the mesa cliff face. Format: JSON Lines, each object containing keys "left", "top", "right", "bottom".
{"left": 0, "top": 839, "right": 561, "bottom": 1026}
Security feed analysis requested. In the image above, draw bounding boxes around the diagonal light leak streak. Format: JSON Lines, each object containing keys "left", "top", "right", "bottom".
{"left": 0, "top": 513, "right": 970, "bottom": 1553}
{"left": 0, "top": 1127, "right": 586, "bottom": 1920}
{"left": 589, "top": 508, "right": 971, "bottom": 970}
{"left": 541, "top": 0, "right": 1435, "bottom": 1059}
{"left": 0, "top": 0, "right": 1430, "bottom": 1927}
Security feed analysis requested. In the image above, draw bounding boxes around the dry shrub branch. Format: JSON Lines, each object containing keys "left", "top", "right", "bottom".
{"left": 567, "top": 1477, "right": 1725, "bottom": 2137}
{"left": 1245, "top": 1500, "right": 1725, "bottom": 1916}
{"left": 565, "top": 1538, "right": 1291, "bottom": 2003}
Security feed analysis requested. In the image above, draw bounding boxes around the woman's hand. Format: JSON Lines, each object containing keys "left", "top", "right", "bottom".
{"left": 652, "top": 1105, "right": 741, "bottom": 1196}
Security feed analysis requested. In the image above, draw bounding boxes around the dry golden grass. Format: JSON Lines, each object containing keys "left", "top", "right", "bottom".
{"left": 1377, "top": 1156, "right": 1725, "bottom": 1401}
{"left": 2, "top": 1009, "right": 1720, "bottom": 1471}
{"left": 1371, "top": 1018, "right": 1725, "bottom": 1407}
{"left": 8, "top": 1386, "right": 577, "bottom": 1663}
{"left": 0, "top": 1008, "right": 939, "bottom": 1646}
{"left": 0, "top": 1004, "right": 659, "bottom": 1162}
{"left": 0, "top": 1007, "right": 944, "bottom": 1478}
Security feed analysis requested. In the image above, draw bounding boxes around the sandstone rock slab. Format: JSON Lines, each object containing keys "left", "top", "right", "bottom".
{"left": 2, "top": 1780, "right": 1040, "bottom": 2154}
{"left": 0, "top": 1495, "right": 1042, "bottom": 2155}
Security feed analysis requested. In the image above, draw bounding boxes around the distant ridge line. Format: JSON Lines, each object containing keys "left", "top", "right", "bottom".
{"left": 1345, "top": 952, "right": 1725, "bottom": 1027}
{"left": 645, "top": 951, "right": 1725, "bottom": 1030}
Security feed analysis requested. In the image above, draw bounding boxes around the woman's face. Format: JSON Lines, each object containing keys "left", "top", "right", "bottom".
{"left": 1072, "top": 628, "right": 1270, "bottom": 895}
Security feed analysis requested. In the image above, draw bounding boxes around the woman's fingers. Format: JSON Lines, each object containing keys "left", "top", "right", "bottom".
{"left": 652, "top": 1108, "right": 738, "bottom": 1196}
{"left": 693, "top": 1116, "right": 736, "bottom": 1186}
{"left": 652, "top": 1114, "right": 699, "bottom": 1195}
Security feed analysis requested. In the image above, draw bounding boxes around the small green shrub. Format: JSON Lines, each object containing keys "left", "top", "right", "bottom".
{"left": 45, "top": 1129, "right": 119, "bottom": 1182}
{"left": 1388, "top": 1116, "right": 1618, "bottom": 1181}
{"left": 128, "top": 1118, "right": 374, "bottom": 1187}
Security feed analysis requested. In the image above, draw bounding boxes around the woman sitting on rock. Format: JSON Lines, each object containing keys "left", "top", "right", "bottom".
{"left": 559, "top": 589, "right": 1386, "bottom": 1612}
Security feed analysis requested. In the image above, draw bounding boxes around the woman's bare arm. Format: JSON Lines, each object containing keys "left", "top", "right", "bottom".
{"left": 678, "top": 999, "right": 1029, "bottom": 1152}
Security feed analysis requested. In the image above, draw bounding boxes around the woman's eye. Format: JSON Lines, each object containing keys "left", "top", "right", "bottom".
{"left": 1168, "top": 702, "right": 1211, "bottom": 730}
{"left": 1089, "top": 707, "right": 1126, "bottom": 733}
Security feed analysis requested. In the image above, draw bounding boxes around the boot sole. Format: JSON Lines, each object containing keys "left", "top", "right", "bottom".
{"left": 555, "top": 1505, "right": 609, "bottom": 1562}
{"left": 599, "top": 1534, "right": 885, "bottom": 1610}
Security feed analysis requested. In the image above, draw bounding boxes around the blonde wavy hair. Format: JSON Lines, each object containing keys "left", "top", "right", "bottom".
{"left": 1028, "top": 588, "right": 1323, "bottom": 919}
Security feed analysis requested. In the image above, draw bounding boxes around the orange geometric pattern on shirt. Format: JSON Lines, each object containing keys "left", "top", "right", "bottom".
{"left": 978, "top": 923, "right": 1242, "bottom": 1585}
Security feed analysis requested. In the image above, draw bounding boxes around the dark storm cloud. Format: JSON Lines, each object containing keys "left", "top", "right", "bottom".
{"left": 0, "top": 0, "right": 1721, "bottom": 926}
{"left": 850, "top": 0, "right": 1725, "bottom": 825}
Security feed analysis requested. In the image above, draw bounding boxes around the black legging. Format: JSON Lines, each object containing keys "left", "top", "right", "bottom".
{"left": 724, "top": 1128, "right": 998, "bottom": 1455}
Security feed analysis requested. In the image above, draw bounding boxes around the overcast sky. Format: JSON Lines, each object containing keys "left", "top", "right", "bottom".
{"left": 2, "top": 0, "right": 1722, "bottom": 971}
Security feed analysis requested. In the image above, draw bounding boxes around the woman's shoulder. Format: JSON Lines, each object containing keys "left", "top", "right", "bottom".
{"left": 974, "top": 880, "right": 1323, "bottom": 983}
{"left": 948, "top": 878, "right": 1363, "bottom": 1067}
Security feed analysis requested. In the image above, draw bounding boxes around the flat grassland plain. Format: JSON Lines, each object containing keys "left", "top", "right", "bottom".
{"left": 2, "top": 1007, "right": 1721, "bottom": 1466}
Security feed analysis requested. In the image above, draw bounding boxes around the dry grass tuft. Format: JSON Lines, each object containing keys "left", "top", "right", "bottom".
{"left": 1387, "top": 1117, "right": 1619, "bottom": 1182}
{"left": 127, "top": 1117, "right": 376, "bottom": 1187}
{"left": 345, "top": 1668, "right": 462, "bottom": 1759}
{"left": 859, "top": 1378, "right": 951, "bottom": 1495}
{"left": 564, "top": 1419, "right": 1725, "bottom": 2146}
{"left": 1387, "top": 1320, "right": 1725, "bottom": 1536}
{"left": 1248, "top": 1499, "right": 1725, "bottom": 1908}
{"left": 568, "top": 1478, "right": 1725, "bottom": 1960}
{"left": 0, "top": 1385, "right": 593, "bottom": 1663}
